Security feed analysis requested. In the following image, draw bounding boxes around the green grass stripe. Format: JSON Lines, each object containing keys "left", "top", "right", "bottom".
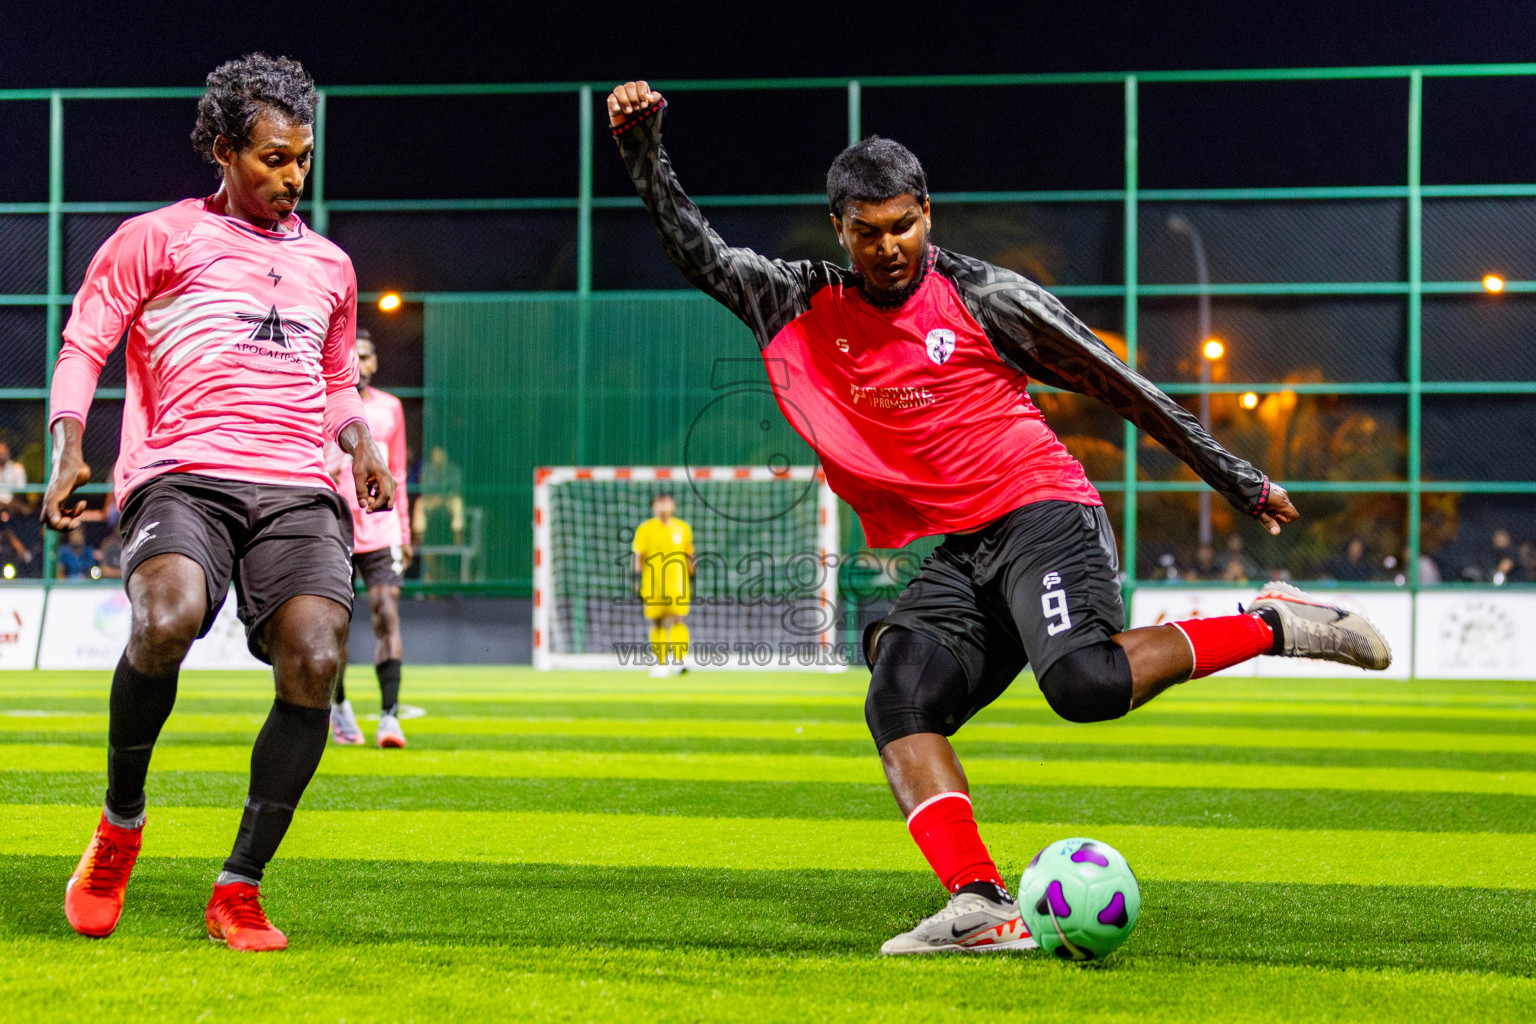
{"left": 9, "top": 689, "right": 1536, "bottom": 718}
{"left": 10, "top": 770, "right": 1536, "bottom": 834}
{"left": 4, "top": 871, "right": 1534, "bottom": 1024}
{"left": 5, "top": 667, "right": 1534, "bottom": 705}
{"left": 6, "top": 742, "right": 1536, "bottom": 796}
{"left": 9, "top": 733, "right": 1536, "bottom": 773}
{"left": 4, "top": 855, "right": 1536, "bottom": 980}
{"left": 6, "top": 712, "right": 1534, "bottom": 755}
{"left": 4, "top": 804, "right": 1534, "bottom": 888}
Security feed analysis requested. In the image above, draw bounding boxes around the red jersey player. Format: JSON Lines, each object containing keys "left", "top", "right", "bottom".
{"left": 609, "top": 82, "right": 1391, "bottom": 954}
{"left": 325, "top": 329, "right": 412, "bottom": 748}
{"left": 42, "top": 54, "right": 396, "bottom": 952}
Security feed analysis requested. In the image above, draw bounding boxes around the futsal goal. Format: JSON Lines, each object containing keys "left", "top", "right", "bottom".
{"left": 533, "top": 466, "right": 843, "bottom": 670}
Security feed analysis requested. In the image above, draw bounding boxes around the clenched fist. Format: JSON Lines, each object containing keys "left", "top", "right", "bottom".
{"left": 608, "top": 80, "right": 663, "bottom": 128}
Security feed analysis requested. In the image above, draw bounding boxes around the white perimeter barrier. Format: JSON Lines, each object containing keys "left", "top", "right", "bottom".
{"left": 0, "top": 586, "right": 264, "bottom": 670}
{"left": 1131, "top": 587, "right": 1536, "bottom": 680}
{"left": 2, "top": 584, "right": 1534, "bottom": 677}
{"left": 0, "top": 588, "right": 46, "bottom": 669}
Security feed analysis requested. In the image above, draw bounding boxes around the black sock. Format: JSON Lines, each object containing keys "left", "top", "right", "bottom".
{"left": 105, "top": 655, "right": 179, "bottom": 822}
{"left": 222, "top": 700, "right": 329, "bottom": 882}
{"left": 1253, "top": 606, "right": 1286, "bottom": 655}
{"left": 375, "top": 658, "right": 402, "bottom": 715}
{"left": 333, "top": 676, "right": 346, "bottom": 704}
{"left": 957, "top": 880, "right": 1012, "bottom": 905}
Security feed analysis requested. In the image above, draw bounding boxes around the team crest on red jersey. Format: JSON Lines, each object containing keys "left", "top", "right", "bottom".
{"left": 925, "top": 329, "right": 956, "bottom": 365}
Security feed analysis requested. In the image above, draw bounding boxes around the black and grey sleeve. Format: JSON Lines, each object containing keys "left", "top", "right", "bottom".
{"left": 940, "top": 250, "right": 1273, "bottom": 519}
{"left": 612, "top": 99, "right": 826, "bottom": 350}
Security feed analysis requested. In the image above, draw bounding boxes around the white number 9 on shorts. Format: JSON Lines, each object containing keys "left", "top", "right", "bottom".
{"left": 1042, "top": 588, "right": 1073, "bottom": 636}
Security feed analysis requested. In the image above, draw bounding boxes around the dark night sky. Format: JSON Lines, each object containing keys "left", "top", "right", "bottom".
{"left": 6, "top": 1, "right": 1536, "bottom": 202}
{"left": 6, "top": 1, "right": 1536, "bottom": 88}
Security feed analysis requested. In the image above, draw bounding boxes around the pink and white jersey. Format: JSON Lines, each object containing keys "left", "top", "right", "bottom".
{"left": 324, "top": 387, "right": 409, "bottom": 553}
{"left": 50, "top": 196, "right": 367, "bottom": 499}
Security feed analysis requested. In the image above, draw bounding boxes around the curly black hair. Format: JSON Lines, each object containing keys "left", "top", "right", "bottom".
{"left": 191, "top": 53, "right": 317, "bottom": 164}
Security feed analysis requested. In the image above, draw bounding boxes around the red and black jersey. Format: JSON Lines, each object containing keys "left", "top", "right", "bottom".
{"left": 613, "top": 101, "right": 1271, "bottom": 548}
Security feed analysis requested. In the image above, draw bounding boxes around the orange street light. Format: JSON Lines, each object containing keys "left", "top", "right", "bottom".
{"left": 1240, "top": 391, "right": 1260, "bottom": 410}
{"left": 1483, "top": 274, "right": 1506, "bottom": 293}
{"left": 379, "top": 292, "right": 403, "bottom": 312}
{"left": 1202, "top": 338, "right": 1225, "bottom": 361}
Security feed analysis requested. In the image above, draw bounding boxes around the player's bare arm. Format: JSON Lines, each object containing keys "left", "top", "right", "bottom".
{"left": 340, "top": 421, "right": 396, "bottom": 512}
{"left": 41, "top": 417, "right": 91, "bottom": 531}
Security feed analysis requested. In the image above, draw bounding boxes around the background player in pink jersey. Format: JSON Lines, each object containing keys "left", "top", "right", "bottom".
{"left": 611, "top": 81, "right": 1393, "bottom": 955}
{"left": 42, "top": 54, "right": 396, "bottom": 953}
{"left": 326, "top": 329, "right": 413, "bottom": 748}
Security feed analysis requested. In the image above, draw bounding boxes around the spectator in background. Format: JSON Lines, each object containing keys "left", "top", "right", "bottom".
{"left": 56, "top": 526, "right": 99, "bottom": 580}
{"left": 1511, "top": 539, "right": 1536, "bottom": 584}
{"left": 1184, "top": 543, "right": 1218, "bottom": 581}
{"left": 414, "top": 445, "right": 466, "bottom": 582}
{"left": 0, "top": 440, "right": 26, "bottom": 513}
{"left": 97, "top": 528, "right": 124, "bottom": 579}
{"left": 1325, "top": 538, "right": 1375, "bottom": 582}
{"left": 0, "top": 439, "right": 39, "bottom": 576}
{"left": 413, "top": 445, "right": 465, "bottom": 544}
{"left": 1488, "top": 528, "right": 1517, "bottom": 584}
{"left": 1218, "top": 533, "right": 1259, "bottom": 583}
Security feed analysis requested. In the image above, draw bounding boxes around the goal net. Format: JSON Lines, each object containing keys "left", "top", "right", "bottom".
{"left": 533, "top": 466, "right": 842, "bottom": 670}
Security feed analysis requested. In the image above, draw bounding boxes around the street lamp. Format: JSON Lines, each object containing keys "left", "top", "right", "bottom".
{"left": 1168, "top": 215, "right": 1215, "bottom": 548}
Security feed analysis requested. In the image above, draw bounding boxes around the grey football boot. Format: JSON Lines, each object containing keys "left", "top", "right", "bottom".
{"left": 880, "top": 890, "right": 1038, "bottom": 955}
{"left": 1247, "top": 582, "right": 1393, "bottom": 670}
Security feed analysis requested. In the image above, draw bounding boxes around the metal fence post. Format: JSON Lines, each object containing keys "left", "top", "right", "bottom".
{"left": 311, "top": 90, "right": 329, "bottom": 236}
{"left": 847, "top": 80, "right": 861, "bottom": 146}
{"left": 1406, "top": 71, "right": 1423, "bottom": 593}
{"left": 1121, "top": 76, "right": 1139, "bottom": 618}
{"left": 576, "top": 85, "right": 593, "bottom": 466}
{"left": 42, "top": 91, "right": 63, "bottom": 589}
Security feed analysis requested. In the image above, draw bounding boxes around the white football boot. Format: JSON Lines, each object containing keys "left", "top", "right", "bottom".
{"left": 1247, "top": 582, "right": 1393, "bottom": 670}
{"left": 330, "top": 700, "right": 364, "bottom": 746}
{"left": 376, "top": 711, "right": 407, "bottom": 749}
{"left": 880, "top": 890, "right": 1037, "bottom": 955}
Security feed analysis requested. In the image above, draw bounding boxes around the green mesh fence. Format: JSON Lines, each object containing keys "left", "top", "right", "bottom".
{"left": 422, "top": 296, "right": 825, "bottom": 587}
{"left": 7, "top": 70, "right": 1536, "bottom": 593}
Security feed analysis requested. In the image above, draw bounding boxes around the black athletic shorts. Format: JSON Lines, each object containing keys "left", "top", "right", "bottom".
{"left": 118, "top": 472, "right": 356, "bottom": 663}
{"left": 353, "top": 546, "right": 406, "bottom": 589}
{"left": 869, "top": 500, "right": 1125, "bottom": 727}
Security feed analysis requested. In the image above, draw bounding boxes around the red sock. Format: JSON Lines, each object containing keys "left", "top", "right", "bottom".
{"left": 1171, "top": 613, "right": 1275, "bottom": 678}
{"left": 906, "top": 792, "right": 1005, "bottom": 893}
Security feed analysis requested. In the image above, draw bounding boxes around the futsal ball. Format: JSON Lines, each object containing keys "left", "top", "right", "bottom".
{"left": 1018, "top": 837, "right": 1140, "bottom": 961}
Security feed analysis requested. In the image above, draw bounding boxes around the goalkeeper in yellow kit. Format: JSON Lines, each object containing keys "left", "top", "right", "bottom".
{"left": 632, "top": 492, "right": 694, "bottom": 677}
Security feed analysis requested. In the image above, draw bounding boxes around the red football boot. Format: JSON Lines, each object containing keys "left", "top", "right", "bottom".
{"left": 205, "top": 881, "right": 288, "bottom": 952}
{"left": 65, "top": 813, "right": 144, "bottom": 937}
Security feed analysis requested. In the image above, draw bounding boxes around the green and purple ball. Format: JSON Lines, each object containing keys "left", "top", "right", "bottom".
{"left": 1019, "top": 837, "right": 1140, "bottom": 961}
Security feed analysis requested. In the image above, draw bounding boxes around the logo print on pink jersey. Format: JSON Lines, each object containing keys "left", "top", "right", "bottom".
{"left": 236, "top": 305, "right": 311, "bottom": 348}
{"left": 925, "top": 329, "right": 956, "bottom": 365}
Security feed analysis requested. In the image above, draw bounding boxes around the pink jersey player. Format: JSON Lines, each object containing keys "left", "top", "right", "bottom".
{"left": 325, "top": 386, "right": 409, "bottom": 553}
{"left": 50, "top": 197, "right": 366, "bottom": 499}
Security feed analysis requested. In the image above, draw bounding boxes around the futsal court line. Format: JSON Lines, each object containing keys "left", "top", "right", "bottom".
{"left": 2, "top": 804, "right": 1531, "bottom": 889}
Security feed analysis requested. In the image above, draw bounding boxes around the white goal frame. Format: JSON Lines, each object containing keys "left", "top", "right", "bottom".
{"left": 533, "top": 466, "right": 841, "bottom": 671}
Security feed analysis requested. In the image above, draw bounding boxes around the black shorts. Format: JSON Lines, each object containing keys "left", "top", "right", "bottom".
{"left": 869, "top": 500, "right": 1125, "bottom": 730}
{"left": 119, "top": 473, "right": 356, "bottom": 663}
{"left": 353, "top": 546, "right": 406, "bottom": 589}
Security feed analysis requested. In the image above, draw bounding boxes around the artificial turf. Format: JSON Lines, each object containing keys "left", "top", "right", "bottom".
{"left": 0, "top": 667, "right": 1533, "bottom": 1022}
